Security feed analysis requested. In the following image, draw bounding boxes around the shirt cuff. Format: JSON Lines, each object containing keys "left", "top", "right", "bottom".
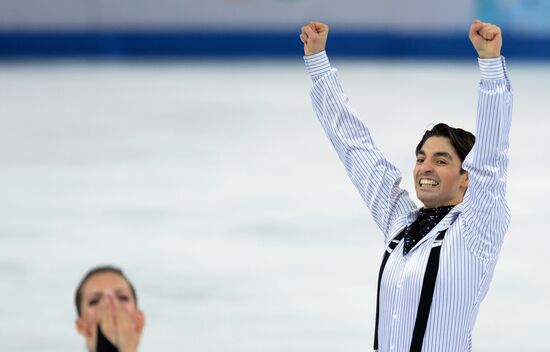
{"left": 304, "top": 51, "right": 332, "bottom": 81}
{"left": 478, "top": 56, "right": 506, "bottom": 80}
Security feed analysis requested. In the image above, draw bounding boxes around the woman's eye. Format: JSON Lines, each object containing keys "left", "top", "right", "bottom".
{"left": 117, "top": 295, "right": 130, "bottom": 302}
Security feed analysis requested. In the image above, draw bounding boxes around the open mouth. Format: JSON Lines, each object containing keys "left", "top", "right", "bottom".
{"left": 419, "top": 178, "right": 439, "bottom": 188}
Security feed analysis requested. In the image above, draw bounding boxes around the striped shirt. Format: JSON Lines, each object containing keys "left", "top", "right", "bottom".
{"left": 304, "top": 51, "right": 513, "bottom": 351}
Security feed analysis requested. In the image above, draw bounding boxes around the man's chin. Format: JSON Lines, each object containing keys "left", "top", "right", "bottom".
{"left": 417, "top": 195, "right": 438, "bottom": 208}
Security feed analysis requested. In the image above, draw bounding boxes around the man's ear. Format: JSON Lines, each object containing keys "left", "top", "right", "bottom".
{"left": 461, "top": 170, "right": 469, "bottom": 189}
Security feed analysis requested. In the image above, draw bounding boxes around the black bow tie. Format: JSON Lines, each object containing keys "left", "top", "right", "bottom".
{"left": 402, "top": 205, "right": 455, "bottom": 255}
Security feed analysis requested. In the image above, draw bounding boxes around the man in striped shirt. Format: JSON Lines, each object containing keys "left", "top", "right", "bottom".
{"left": 300, "top": 20, "right": 512, "bottom": 351}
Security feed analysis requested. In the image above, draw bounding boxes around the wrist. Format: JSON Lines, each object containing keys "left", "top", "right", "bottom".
{"left": 305, "top": 49, "right": 325, "bottom": 56}
{"left": 477, "top": 52, "right": 500, "bottom": 59}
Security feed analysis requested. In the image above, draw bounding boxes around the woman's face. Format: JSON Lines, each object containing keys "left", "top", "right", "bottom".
{"left": 79, "top": 272, "right": 137, "bottom": 318}
{"left": 75, "top": 272, "right": 144, "bottom": 351}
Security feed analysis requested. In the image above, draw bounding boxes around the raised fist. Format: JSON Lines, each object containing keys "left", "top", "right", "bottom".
{"left": 469, "top": 19, "right": 502, "bottom": 59}
{"left": 300, "top": 21, "right": 329, "bottom": 56}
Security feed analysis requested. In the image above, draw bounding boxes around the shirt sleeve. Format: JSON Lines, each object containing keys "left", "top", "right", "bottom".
{"left": 460, "top": 56, "right": 513, "bottom": 260}
{"left": 305, "top": 51, "right": 417, "bottom": 239}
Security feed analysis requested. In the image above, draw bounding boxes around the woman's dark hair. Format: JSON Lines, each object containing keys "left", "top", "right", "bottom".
{"left": 415, "top": 123, "right": 475, "bottom": 173}
{"left": 75, "top": 265, "right": 137, "bottom": 317}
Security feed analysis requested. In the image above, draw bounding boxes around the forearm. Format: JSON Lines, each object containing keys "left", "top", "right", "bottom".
{"left": 480, "top": 56, "right": 513, "bottom": 145}
{"left": 460, "top": 56, "right": 513, "bottom": 259}
{"left": 305, "top": 52, "right": 416, "bottom": 235}
{"left": 467, "top": 21, "right": 512, "bottom": 174}
{"left": 464, "top": 57, "right": 512, "bottom": 179}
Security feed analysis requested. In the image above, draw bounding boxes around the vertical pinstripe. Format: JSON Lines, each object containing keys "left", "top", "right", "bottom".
{"left": 304, "top": 51, "right": 513, "bottom": 351}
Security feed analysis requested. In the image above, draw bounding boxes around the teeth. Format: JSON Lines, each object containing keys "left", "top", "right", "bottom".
{"left": 420, "top": 179, "right": 438, "bottom": 186}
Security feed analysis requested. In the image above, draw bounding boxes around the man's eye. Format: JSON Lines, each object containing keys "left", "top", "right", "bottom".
{"left": 89, "top": 298, "right": 100, "bottom": 306}
{"left": 436, "top": 160, "right": 447, "bottom": 164}
{"left": 416, "top": 159, "right": 424, "bottom": 163}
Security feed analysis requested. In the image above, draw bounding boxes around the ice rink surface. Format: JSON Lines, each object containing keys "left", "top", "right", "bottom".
{"left": 0, "top": 57, "right": 548, "bottom": 351}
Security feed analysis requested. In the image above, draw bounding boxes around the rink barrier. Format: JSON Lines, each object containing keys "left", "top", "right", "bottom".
{"left": 1, "top": 31, "right": 549, "bottom": 59}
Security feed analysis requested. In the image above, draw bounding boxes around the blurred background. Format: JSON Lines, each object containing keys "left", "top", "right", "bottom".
{"left": 0, "top": 0, "right": 548, "bottom": 351}
{"left": 1, "top": 0, "right": 550, "bottom": 58}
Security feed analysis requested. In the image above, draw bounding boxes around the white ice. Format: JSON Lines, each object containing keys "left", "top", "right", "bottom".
{"left": 0, "top": 57, "right": 548, "bottom": 351}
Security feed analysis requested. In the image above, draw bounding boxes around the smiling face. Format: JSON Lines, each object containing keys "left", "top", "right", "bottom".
{"left": 414, "top": 136, "right": 469, "bottom": 208}
{"left": 75, "top": 271, "right": 144, "bottom": 351}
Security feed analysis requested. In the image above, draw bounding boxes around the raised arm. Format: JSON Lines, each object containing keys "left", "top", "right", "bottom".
{"left": 460, "top": 20, "right": 513, "bottom": 260}
{"left": 300, "top": 22, "right": 417, "bottom": 240}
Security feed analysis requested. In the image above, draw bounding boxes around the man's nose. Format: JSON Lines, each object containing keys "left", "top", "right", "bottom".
{"left": 420, "top": 160, "right": 434, "bottom": 173}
